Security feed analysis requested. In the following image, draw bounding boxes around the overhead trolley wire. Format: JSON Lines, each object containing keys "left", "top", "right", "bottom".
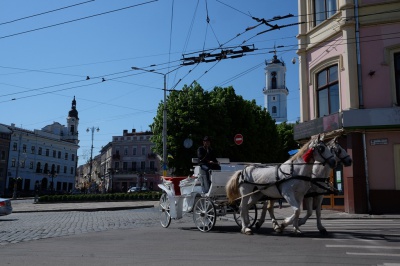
{"left": 0, "top": 0, "right": 158, "bottom": 40}
{"left": 0, "top": 0, "right": 95, "bottom": 26}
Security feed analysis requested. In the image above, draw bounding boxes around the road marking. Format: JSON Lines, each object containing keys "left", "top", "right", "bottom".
{"left": 326, "top": 245, "right": 400, "bottom": 249}
{"left": 346, "top": 252, "right": 400, "bottom": 257}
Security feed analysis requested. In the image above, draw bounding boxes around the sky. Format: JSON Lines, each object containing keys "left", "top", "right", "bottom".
{"left": 0, "top": 0, "right": 300, "bottom": 166}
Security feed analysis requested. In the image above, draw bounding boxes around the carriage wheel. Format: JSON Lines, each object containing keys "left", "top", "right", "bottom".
{"left": 193, "top": 197, "right": 216, "bottom": 232}
{"left": 233, "top": 202, "right": 258, "bottom": 228}
{"left": 159, "top": 193, "right": 171, "bottom": 228}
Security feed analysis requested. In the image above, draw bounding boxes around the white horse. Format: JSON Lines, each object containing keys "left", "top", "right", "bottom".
{"left": 256, "top": 137, "right": 352, "bottom": 235}
{"left": 226, "top": 135, "right": 336, "bottom": 235}
{"left": 298, "top": 137, "right": 352, "bottom": 234}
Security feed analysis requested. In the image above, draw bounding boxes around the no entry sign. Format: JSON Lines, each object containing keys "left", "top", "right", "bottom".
{"left": 234, "top": 134, "right": 243, "bottom": 145}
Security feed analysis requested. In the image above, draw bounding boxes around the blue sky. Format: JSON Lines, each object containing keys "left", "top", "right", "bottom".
{"left": 0, "top": 0, "right": 300, "bottom": 166}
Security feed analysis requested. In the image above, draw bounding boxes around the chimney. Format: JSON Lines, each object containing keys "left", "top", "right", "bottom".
{"left": 132, "top": 129, "right": 136, "bottom": 133}
{"left": 123, "top": 130, "right": 128, "bottom": 135}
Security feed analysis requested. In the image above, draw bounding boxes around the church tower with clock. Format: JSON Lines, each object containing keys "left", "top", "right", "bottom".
{"left": 263, "top": 52, "right": 289, "bottom": 123}
{"left": 66, "top": 96, "right": 79, "bottom": 144}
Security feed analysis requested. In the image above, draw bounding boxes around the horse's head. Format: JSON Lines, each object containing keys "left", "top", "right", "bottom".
{"left": 307, "top": 134, "right": 336, "bottom": 168}
{"left": 328, "top": 137, "right": 352, "bottom": 167}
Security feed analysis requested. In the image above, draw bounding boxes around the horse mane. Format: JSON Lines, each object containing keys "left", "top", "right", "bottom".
{"left": 291, "top": 138, "right": 313, "bottom": 161}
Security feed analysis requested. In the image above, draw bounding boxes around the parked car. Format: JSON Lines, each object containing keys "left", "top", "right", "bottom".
{"left": 127, "top": 187, "right": 141, "bottom": 193}
{"left": 0, "top": 198, "right": 12, "bottom": 216}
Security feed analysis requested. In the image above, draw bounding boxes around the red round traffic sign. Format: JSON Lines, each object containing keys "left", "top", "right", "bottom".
{"left": 234, "top": 134, "right": 243, "bottom": 145}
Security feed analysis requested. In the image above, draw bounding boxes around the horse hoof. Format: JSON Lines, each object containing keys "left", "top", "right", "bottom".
{"left": 319, "top": 229, "right": 328, "bottom": 235}
{"left": 255, "top": 222, "right": 261, "bottom": 230}
{"left": 274, "top": 227, "right": 282, "bottom": 233}
{"left": 241, "top": 228, "right": 253, "bottom": 235}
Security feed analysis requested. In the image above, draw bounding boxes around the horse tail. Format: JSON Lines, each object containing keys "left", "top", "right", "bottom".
{"left": 226, "top": 170, "right": 242, "bottom": 204}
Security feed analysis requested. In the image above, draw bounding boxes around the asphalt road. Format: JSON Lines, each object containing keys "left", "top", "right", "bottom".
{"left": 1, "top": 206, "right": 400, "bottom": 266}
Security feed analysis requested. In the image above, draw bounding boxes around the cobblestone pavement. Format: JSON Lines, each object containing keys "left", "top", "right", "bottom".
{"left": 0, "top": 208, "right": 161, "bottom": 246}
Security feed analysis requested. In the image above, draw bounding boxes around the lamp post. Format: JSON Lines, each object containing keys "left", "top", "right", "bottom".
{"left": 47, "top": 169, "right": 57, "bottom": 191}
{"left": 132, "top": 66, "right": 180, "bottom": 177}
{"left": 86, "top": 127, "right": 100, "bottom": 184}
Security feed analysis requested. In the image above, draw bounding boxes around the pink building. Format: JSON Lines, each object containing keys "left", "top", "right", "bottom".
{"left": 295, "top": 0, "right": 400, "bottom": 213}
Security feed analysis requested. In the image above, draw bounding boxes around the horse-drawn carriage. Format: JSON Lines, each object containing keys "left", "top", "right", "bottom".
{"left": 158, "top": 135, "right": 352, "bottom": 235}
{"left": 158, "top": 158, "right": 258, "bottom": 232}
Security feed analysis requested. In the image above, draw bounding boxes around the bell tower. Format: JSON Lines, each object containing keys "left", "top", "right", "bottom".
{"left": 66, "top": 96, "right": 79, "bottom": 144}
{"left": 263, "top": 52, "right": 289, "bottom": 123}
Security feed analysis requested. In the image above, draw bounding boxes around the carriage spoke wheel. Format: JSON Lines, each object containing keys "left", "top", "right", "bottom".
{"left": 233, "top": 202, "right": 258, "bottom": 228}
{"left": 193, "top": 198, "right": 216, "bottom": 232}
{"left": 159, "top": 193, "right": 171, "bottom": 228}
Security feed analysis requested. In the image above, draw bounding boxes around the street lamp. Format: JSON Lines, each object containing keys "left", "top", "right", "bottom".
{"left": 47, "top": 169, "right": 57, "bottom": 191}
{"left": 131, "top": 66, "right": 180, "bottom": 177}
{"left": 86, "top": 127, "right": 100, "bottom": 183}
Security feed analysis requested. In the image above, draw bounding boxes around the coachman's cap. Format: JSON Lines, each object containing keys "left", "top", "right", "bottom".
{"left": 203, "top": 136, "right": 211, "bottom": 141}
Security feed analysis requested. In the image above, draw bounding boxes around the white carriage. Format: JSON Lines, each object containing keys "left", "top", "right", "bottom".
{"left": 158, "top": 158, "right": 258, "bottom": 232}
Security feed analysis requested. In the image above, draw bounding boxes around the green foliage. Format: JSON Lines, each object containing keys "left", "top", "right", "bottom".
{"left": 276, "top": 122, "right": 300, "bottom": 161}
{"left": 150, "top": 82, "right": 282, "bottom": 175}
{"left": 37, "top": 192, "right": 162, "bottom": 203}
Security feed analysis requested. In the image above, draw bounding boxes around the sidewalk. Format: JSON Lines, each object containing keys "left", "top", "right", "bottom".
{"left": 10, "top": 198, "right": 400, "bottom": 219}
{"left": 10, "top": 199, "right": 158, "bottom": 213}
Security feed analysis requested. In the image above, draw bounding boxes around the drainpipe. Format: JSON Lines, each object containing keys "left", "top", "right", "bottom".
{"left": 355, "top": 0, "right": 364, "bottom": 108}
{"left": 362, "top": 133, "right": 372, "bottom": 214}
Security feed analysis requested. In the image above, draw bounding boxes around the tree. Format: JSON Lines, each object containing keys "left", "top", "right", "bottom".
{"left": 276, "top": 122, "right": 299, "bottom": 161}
{"left": 150, "top": 82, "right": 281, "bottom": 176}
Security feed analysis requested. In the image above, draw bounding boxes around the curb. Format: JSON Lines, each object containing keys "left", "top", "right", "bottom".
{"left": 12, "top": 204, "right": 156, "bottom": 213}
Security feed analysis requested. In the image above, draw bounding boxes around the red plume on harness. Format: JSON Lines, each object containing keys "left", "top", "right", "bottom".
{"left": 302, "top": 148, "right": 314, "bottom": 163}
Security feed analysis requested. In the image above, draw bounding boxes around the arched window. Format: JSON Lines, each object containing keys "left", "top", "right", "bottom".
{"left": 271, "top": 72, "right": 277, "bottom": 89}
{"left": 316, "top": 65, "right": 339, "bottom": 117}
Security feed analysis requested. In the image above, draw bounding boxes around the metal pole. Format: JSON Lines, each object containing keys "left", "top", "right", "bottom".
{"left": 163, "top": 74, "right": 167, "bottom": 177}
{"left": 12, "top": 133, "right": 22, "bottom": 199}
{"left": 89, "top": 127, "right": 94, "bottom": 183}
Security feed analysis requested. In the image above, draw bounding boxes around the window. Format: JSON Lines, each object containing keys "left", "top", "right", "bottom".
{"left": 31, "top": 146, "right": 35, "bottom": 154}
{"left": 70, "top": 167, "right": 74, "bottom": 175}
{"left": 1, "top": 151, "right": 5, "bottom": 160}
{"left": 132, "top": 162, "right": 137, "bottom": 171}
{"left": 64, "top": 166, "right": 67, "bottom": 174}
{"left": 13, "top": 142, "right": 17, "bottom": 151}
{"left": 272, "top": 106, "right": 277, "bottom": 114}
{"left": 141, "top": 146, "right": 146, "bottom": 156}
{"left": 141, "top": 161, "right": 145, "bottom": 170}
{"left": 38, "top": 147, "right": 42, "bottom": 155}
{"left": 45, "top": 149, "right": 50, "bottom": 156}
{"left": 11, "top": 158, "right": 16, "bottom": 167}
{"left": 123, "top": 162, "right": 128, "bottom": 170}
{"left": 132, "top": 147, "right": 137, "bottom": 156}
{"left": 58, "top": 151, "right": 61, "bottom": 158}
{"left": 271, "top": 72, "right": 277, "bottom": 89}
{"left": 314, "top": 0, "right": 337, "bottom": 26}
{"left": 65, "top": 153, "right": 68, "bottom": 160}
{"left": 395, "top": 52, "right": 400, "bottom": 105}
{"left": 150, "top": 161, "right": 155, "bottom": 170}
{"left": 21, "top": 160, "right": 25, "bottom": 168}
{"left": 124, "top": 147, "right": 128, "bottom": 155}
{"left": 57, "top": 165, "right": 60, "bottom": 174}
{"left": 23, "top": 144, "right": 27, "bottom": 153}
{"left": 71, "top": 154, "right": 75, "bottom": 161}
{"left": 316, "top": 65, "right": 339, "bottom": 117}
{"left": 29, "top": 162, "right": 33, "bottom": 169}
{"left": 53, "top": 150, "right": 56, "bottom": 158}
{"left": 114, "top": 162, "right": 120, "bottom": 170}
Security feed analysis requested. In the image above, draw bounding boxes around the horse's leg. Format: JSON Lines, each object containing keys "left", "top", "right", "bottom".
{"left": 240, "top": 195, "right": 252, "bottom": 235}
{"left": 255, "top": 200, "right": 268, "bottom": 230}
{"left": 267, "top": 200, "right": 282, "bottom": 232}
{"left": 314, "top": 195, "right": 327, "bottom": 235}
{"left": 280, "top": 195, "right": 303, "bottom": 235}
{"left": 298, "top": 197, "right": 313, "bottom": 226}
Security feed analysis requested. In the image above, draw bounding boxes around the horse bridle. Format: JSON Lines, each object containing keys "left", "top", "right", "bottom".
{"left": 313, "top": 141, "right": 334, "bottom": 166}
{"left": 330, "top": 144, "right": 351, "bottom": 164}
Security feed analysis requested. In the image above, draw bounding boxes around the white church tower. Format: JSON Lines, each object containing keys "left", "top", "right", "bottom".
{"left": 263, "top": 52, "right": 289, "bottom": 123}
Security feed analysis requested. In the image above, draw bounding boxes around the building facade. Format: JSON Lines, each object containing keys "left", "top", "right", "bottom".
{"left": 1, "top": 97, "right": 80, "bottom": 196}
{"left": 99, "top": 129, "right": 161, "bottom": 193}
{"left": 263, "top": 53, "right": 289, "bottom": 123}
{"left": 294, "top": 0, "right": 400, "bottom": 213}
